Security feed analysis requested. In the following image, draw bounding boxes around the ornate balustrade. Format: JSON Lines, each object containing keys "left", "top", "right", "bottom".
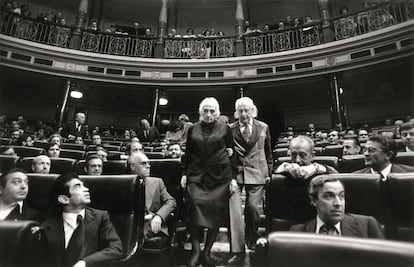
{"left": 243, "top": 22, "right": 322, "bottom": 56}
{"left": 332, "top": 0, "right": 414, "bottom": 40}
{"left": 164, "top": 36, "right": 235, "bottom": 58}
{"left": 80, "top": 30, "right": 155, "bottom": 57}
{"left": 0, "top": 12, "right": 71, "bottom": 48}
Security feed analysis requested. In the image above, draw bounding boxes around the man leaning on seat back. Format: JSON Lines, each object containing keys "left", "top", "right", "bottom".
{"left": 290, "top": 175, "right": 384, "bottom": 239}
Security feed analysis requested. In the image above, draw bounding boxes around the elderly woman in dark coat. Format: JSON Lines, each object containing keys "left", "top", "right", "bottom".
{"left": 181, "top": 97, "right": 235, "bottom": 267}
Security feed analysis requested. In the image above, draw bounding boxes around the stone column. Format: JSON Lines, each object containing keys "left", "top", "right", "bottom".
{"left": 235, "top": 0, "right": 245, "bottom": 56}
{"left": 154, "top": 0, "right": 168, "bottom": 58}
{"left": 70, "top": 0, "right": 88, "bottom": 49}
{"left": 318, "top": 0, "right": 334, "bottom": 43}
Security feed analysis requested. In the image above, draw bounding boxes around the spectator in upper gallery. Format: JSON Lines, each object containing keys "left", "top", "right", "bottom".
{"left": 10, "top": 1, "right": 21, "bottom": 14}
{"left": 31, "top": 155, "right": 51, "bottom": 174}
{"left": 358, "top": 129, "right": 369, "bottom": 142}
{"left": 290, "top": 175, "right": 384, "bottom": 239}
{"left": 218, "top": 31, "right": 225, "bottom": 36}
{"left": 144, "top": 28, "right": 152, "bottom": 37}
{"left": 285, "top": 16, "right": 293, "bottom": 27}
{"left": 84, "top": 155, "right": 103, "bottom": 176}
{"left": 45, "top": 143, "right": 60, "bottom": 158}
{"left": 327, "top": 130, "right": 340, "bottom": 145}
{"left": 20, "top": 4, "right": 30, "bottom": 17}
{"left": 183, "top": 28, "right": 196, "bottom": 38}
{"left": 88, "top": 20, "right": 99, "bottom": 31}
{"left": 263, "top": 24, "right": 270, "bottom": 31}
{"left": 293, "top": 17, "right": 301, "bottom": 27}
{"left": 275, "top": 135, "right": 338, "bottom": 179}
{"left": 74, "top": 136, "right": 84, "bottom": 145}
{"left": 0, "top": 168, "right": 41, "bottom": 221}
{"left": 167, "top": 28, "right": 181, "bottom": 38}
{"left": 55, "top": 11, "right": 64, "bottom": 24}
{"left": 1, "top": 1, "right": 13, "bottom": 13}
{"left": 10, "top": 129, "right": 22, "bottom": 146}
{"left": 137, "top": 119, "right": 160, "bottom": 143}
{"left": 22, "top": 134, "right": 35, "bottom": 147}
{"left": 165, "top": 143, "right": 183, "bottom": 159}
{"left": 0, "top": 146, "right": 17, "bottom": 156}
{"left": 400, "top": 121, "right": 414, "bottom": 152}
{"left": 48, "top": 133, "right": 62, "bottom": 146}
{"left": 342, "top": 138, "right": 361, "bottom": 156}
{"left": 62, "top": 112, "right": 89, "bottom": 140}
{"left": 132, "top": 21, "right": 140, "bottom": 35}
{"left": 200, "top": 29, "right": 210, "bottom": 37}
{"left": 354, "top": 135, "right": 414, "bottom": 176}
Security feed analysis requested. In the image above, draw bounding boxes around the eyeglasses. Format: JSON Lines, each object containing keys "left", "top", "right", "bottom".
{"left": 140, "top": 161, "right": 151, "bottom": 167}
{"left": 401, "top": 131, "right": 414, "bottom": 138}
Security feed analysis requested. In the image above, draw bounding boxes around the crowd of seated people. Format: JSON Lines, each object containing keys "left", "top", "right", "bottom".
{"left": 167, "top": 27, "right": 226, "bottom": 39}
{"left": 2, "top": 1, "right": 67, "bottom": 25}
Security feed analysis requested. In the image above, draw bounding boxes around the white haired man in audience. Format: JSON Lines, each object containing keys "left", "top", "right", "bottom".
{"left": 0, "top": 168, "right": 41, "bottom": 221}
{"left": 290, "top": 175, "right": 384, "bottom": 239}
{"left": 32, "top": 155, "right": 51, "bottom": 174}
{"left": 62, "top": 112, "right": 89, "bottom": 140}
{"left": 354, "top": 135, "right": 414, "bottom": 176}
{"left": 400, "top": 121, "right": 414, "bottom": 152}
{"left": 128, "top": 153, "right": 176, "bottom": 247}
{"left": 275, "top": 135, "right": 338, "bottom": 179}
{"left": 137, "top": 119, "right": 160, "bottom": 143}
{"left": 228, "top": 96, "right": 273, "bottom": 262}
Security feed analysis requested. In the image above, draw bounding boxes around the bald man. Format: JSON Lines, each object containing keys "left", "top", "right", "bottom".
{"left": 31, "top": 155, "right": 51, "bottom": 174}
{"left": 62, "top": 112, "right": 89, "bottom": 140}
{"left": 137, "top": 119, "right": 160, "bottom": 143}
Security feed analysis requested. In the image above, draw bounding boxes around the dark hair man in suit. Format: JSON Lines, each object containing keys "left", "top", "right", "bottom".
{"left": 400, "top": 121, "right": 414, "bottom": 152}
{"left": 0, "top": 168, "right": 40, "bottom": 221}
{"left": 42, "top": 173, "right": 122, "bottom": 267}
{"left": 85, "top": 155, "right": 103, "bottom": 176}
{"left": 342, "top": 138, "right": 361, "bottom": 155}
{"left": 290, "top": 175, "right": 384, "bottom": 239}
{"left": 354, "top": 135, "right": 414, "bottom": 177}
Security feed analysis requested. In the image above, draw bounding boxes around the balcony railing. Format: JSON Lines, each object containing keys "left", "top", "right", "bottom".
{"left": 0, "top": 0, "right": 413, "bottom": 58}
{"left": 332, "top": 0, "right": 414, "bottom": 40}
{"left": 243, "top": 22, "right": 322, "bottom": 56}
{"left": 79, "top": 30, "right": 155, "bottom": 57}
{"left": 0, "top": 13, "right": 72, "bottom": 48}
{"left": 164, "top": 36, "right": 235, "bottom": 59}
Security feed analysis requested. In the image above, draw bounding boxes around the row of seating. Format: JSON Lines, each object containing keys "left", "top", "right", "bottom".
{"left": 265, "top": 173, "right": 414, "bottom": 242}
{"left": 275, "top": 138, "right": 405, "bottom": 150}
{"left": 274, "top": 152, "right": 414, "bottom": 173}
{"left": 1, "top": 145, "right": 167, "bottom": 159}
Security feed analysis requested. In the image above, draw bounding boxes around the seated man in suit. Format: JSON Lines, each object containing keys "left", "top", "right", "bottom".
{"left": 127, "top": 153, "right": 176, "bottom": 246}
{"left": 290, "top": 175, "right": 384, "bottom": 239}
{"left": 84, "top": 155, "right": 103, "bottom": 176}
{"left": 400, "top": 121, "right": 414, "bottom": 152}
{"left": 32, "top": 155, "right": 51, "bottom": 174}
{"left": 358, "top": 129, "right": 369, "bottom": 143}
{"left": 342, "top": 138, "right": 361, "bottom": 156}
{"left": 327, "top": 130, "right": 340, "bottom": 145}
{"left": 62, "top": 112, "right": 89, "bottom": 141}
{"left": 42, "top": 173, "right": 123, "bottom": 267}
{"left": 137, "top": 119, "right": 160, "bottom": 143}
{"left": 354, "top": 135, "right": 414, "bottom": 177}
{"left": 275, "top": 135, "right": 338, "bottom": 180}
{"left": 91, "top": 134, "right": 102, "bottom": 146}
{"left": 0, "top": 168, "right": 40, "bottom": 221}
{"left": 0, "top": 146, "right": 17, "bottom": 156}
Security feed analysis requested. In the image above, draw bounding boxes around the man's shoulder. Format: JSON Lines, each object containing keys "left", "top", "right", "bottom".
{"left": 145, "top": 176, "right": 164, "bottom": 186}
{"left": 229, "top": 122, "right": 238, "bottom": 129}
{"left": 353, "top": 167, "right": 371, "bottom": 173}
{"left": 253, "top": 119, "right": 268, "bottom": 128}
{"left": 392, "top": 163, "right": 414, "bottom": 173}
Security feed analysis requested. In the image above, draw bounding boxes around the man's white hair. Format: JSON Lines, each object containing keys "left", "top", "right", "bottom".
{"left": 234, "top": 97, "right": 258, "bottom": 119}
{"left": 198, "top": 97, "right": 220, "bottom": 119}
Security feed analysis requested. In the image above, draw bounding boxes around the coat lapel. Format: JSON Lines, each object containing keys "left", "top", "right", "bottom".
{"left": 44, "top": 215, "right": 65, "bottom": 265}
{"left": 145, "top": 178, "right": 156, "bottom": 212}
{"left": 249, "top": 120, "right": 261, "bottom": 146}
{"left": 341, "top": 214, "right": 360, "bottom": 237}
{"left": 82, "top": 208, "right": 96, "bottom": 256}
{"left": 305, "top": 219, "right": 317, "bottom": 233}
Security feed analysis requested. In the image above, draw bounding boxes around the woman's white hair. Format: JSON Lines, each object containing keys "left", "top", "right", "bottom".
{"left": 199, "top": 97, "right": 221, "bottom": 119}
{"left": 234, "top": 97, "right": 258, "bottom": 119}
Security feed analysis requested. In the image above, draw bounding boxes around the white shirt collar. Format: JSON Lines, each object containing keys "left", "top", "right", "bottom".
{"left": 239, "top": 119, "right": 253, "bottom": 127}
{"left": 370, "top": 163, "right": 392, "bottom": 180}
{"left": 62, "top": 209, "right": 85, "bottom": 228}
{"left": 315, "top": 215, "right": 341, "bottom": 235}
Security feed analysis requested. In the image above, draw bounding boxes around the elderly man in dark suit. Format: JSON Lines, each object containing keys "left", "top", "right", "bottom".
{"left": 128, "top": 152, "right": 176, "bottom": 245}
{"left": 42, "top": 173, "right": 122, "bottom": 267}
{"left": 0, "top": 168, "right": 41, "bottom": 221}
{"left": 290, "top": 175, "right": 384, "bottom": 239}
{"left": 137, "top": 119, "right": 160, "bottom": 143}
{"left": 228, "top": 97, "right": 273, "bottom": 262}
{"left": 62, "top": 112, "right": 89, "bottom": 140}
{"left": 354, "top": 135, "right": 414, "bottom": 177}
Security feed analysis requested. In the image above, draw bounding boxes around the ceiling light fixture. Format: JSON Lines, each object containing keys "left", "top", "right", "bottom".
{"left": 70, "top": 90, "right": 83, "bottom": 99}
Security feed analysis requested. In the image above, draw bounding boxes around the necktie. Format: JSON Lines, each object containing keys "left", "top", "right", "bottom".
{"left": 62, "top": 215, "right": 84, "bottom": 267}
{"left": 242, "top": 124, "right": 250, "bottom": 142}
{"left": 319, "top": 224, "right": 338, "bottom": 236}
{"left": 6, "top": 204, "right": 21, "bottom": 220}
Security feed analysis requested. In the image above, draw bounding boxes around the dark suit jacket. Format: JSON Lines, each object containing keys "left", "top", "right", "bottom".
{"left": 62, "top": 121, "right": 88, "bottom": 138}
{"left": 137, "top": 127, "right": 160, "bottom": 143}
{"left": 4, "top": 202, "right": 42, "bottom": 222}
{"left": 229, "top": 119, "right": 273, "bottom": 184}
{"left": 144, "top": 177, "right": 176, "bottom": 238}
{"left": 290, "top": 213, "right": 384, "bottom": 239}
{"left": 42, "top": 207, "right": 123, "bottom": 267}
{"left": 353, "top": 163, "right": 414, "bottom": 174}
